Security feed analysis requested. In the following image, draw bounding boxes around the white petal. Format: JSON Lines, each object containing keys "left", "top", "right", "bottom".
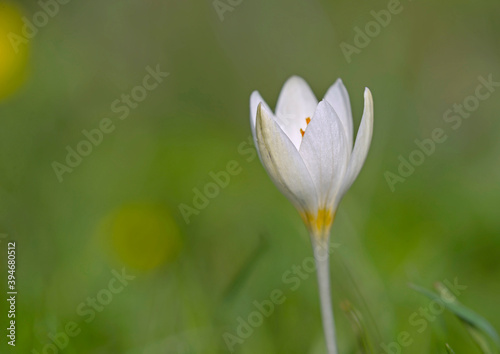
{"left": 337, "top": 88, "right": 374, "bottom": 204}
{"left": 299, "top": 101, "right": 349, "bottom": 209}
{"left": 250, "top": 90, "right": 273, "bottom": 134}
{"left": 250, "top": 91, "right": 273, "bottom": 160}
{"left": 256, "top": 103, "right": 318, "bottom": 213}
{"left": 324, "top": 78, "right": 353, "bottom": 150}
{"left": 275, "top": 76, "right": 318, "bottom": 150}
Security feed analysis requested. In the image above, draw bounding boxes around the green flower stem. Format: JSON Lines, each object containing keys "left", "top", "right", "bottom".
{"left": 312, "top": 234, "right": 338, "bottom": 354}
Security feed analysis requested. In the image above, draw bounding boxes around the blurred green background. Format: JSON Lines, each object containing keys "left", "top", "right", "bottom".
{"left": 0, "top": 0, "right": 499, "bottom": 353}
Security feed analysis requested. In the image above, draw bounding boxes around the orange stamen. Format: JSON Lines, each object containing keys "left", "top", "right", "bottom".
{"left": 300, "top": 117, "right": 311, "bottom": 138}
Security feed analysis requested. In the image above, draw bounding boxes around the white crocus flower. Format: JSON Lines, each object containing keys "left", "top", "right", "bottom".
{"left": 249, "top": 76, "right": 373, "bottom": 354}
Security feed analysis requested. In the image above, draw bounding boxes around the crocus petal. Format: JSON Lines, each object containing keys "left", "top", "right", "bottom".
{"left": 299, "top": 101, "right": 349, "bottom": 209}
{"left": 250, "top": 90, "right": 273, "bottom": 159}
{"left": 324, "top": 78, "right": 353, "bottom": 150}
{"left": 275, "top": 76, "right": 318, "bottom": 150}
{"left": 250, "top": 90, "right": 273, "bottom": 134}
{"left": 337, "top": 88, "right": 374, "bottom": 205}
{"left": 256, "top": 103, "right": 318, "bottom": 213}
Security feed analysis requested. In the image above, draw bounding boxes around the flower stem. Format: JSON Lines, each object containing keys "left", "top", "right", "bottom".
{"left": 312, "top": 235, "right": 338, "bottom": 354}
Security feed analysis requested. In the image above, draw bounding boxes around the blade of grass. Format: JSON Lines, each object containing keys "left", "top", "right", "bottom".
{"left": 410, "top": 283, "right": 500, "bottom": 353}
{"left": 445, "top": 343, "right": 455, "bottom": 354}
{"left": 340, "top": 300, "right": 375, "bottom": 354}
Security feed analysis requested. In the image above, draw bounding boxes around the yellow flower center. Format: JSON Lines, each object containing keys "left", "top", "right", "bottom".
{"left": 301, "top": 208, "right": 335, "bottom": 239}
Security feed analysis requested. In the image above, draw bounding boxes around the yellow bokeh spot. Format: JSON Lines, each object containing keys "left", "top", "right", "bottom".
{"left": 103, "top": 204, "right": 182, "bottom": 271}
{"left": 0, "top": 2, "right": 29, "bottom": 100}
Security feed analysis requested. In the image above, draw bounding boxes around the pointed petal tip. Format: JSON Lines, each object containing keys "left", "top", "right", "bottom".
{"left": 250, "top": 90, "right": 262, "bottom": 105}
{"left": 283, "top": 75, "right": 308, "bottom": 87}
{"left": 255, "top": 103, "right": 268, "bottom": 139}
{"left": 330, "top": 78, "right": 346, "bottom": 91}
{"left": 364, "top": 88, "right": 373, "bottom": 111}
{"left": 362, "top": 88, "right": 374, "bottom": 122}
{"left": 256, "top": 102, "right": 271, "bottom": 121}
{"left": 317, "top": 99, "right": 333, "bottom": 110}
{"left": 251, "top": 92, "right": 267, "bottom": 130}
{"left": 256, "top": 101, "right": 263, "bottom": 116}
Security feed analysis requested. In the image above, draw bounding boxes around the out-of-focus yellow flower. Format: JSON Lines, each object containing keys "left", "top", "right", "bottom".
{"left": 102, "top": 204, "right": 182, "bottom": 271}
{"left": 0, "top": 2, "right": 29, "bottom": 100}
